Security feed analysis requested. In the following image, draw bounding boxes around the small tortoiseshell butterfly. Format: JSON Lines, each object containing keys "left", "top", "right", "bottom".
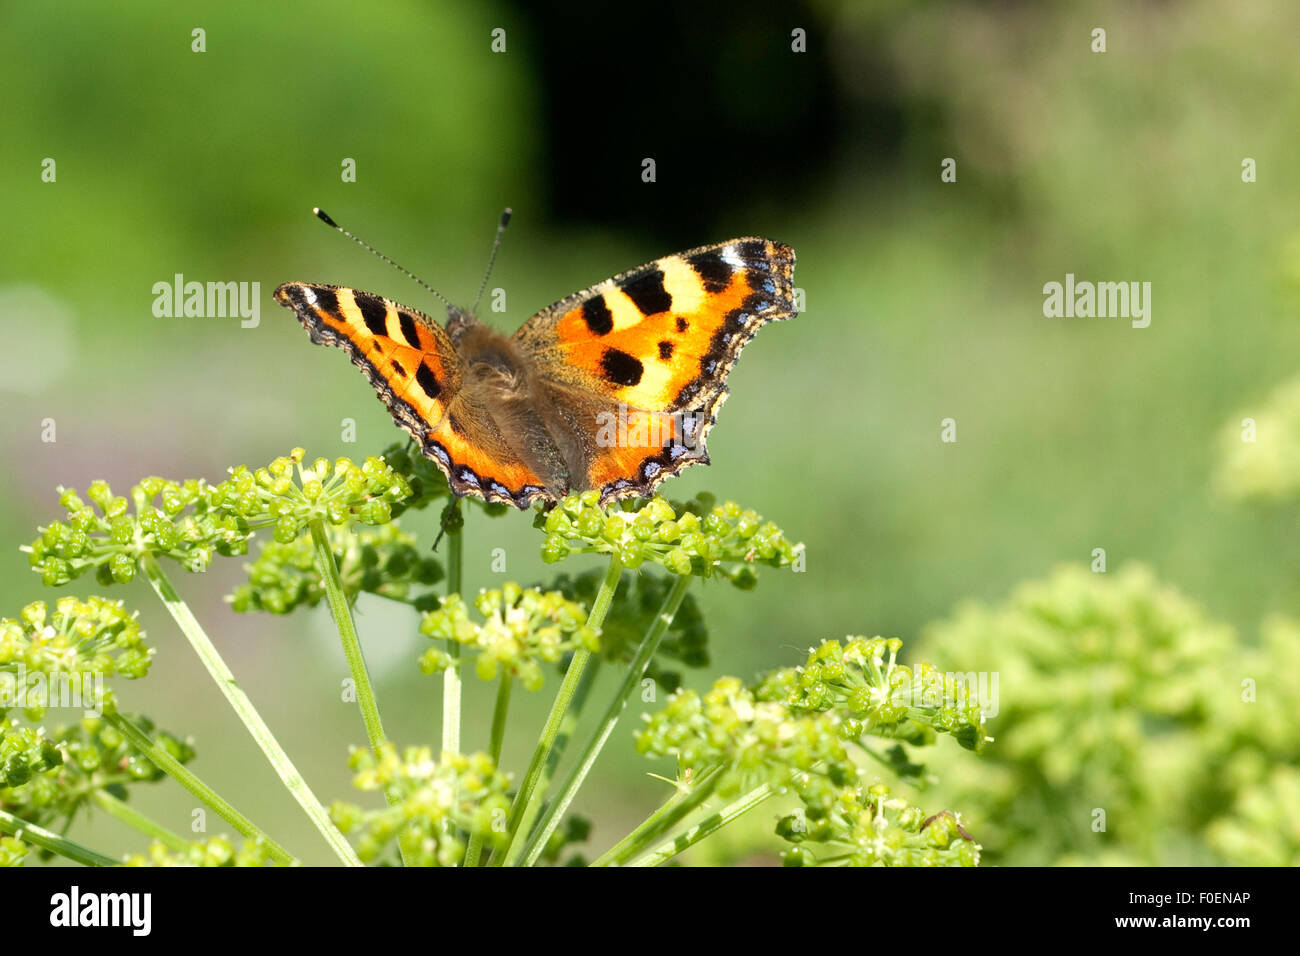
{"left": 274, "top": 211, "right": 797, "bottom": 509}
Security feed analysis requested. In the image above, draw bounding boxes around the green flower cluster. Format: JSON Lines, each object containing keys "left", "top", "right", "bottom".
{"left": 1, "top": 597, "right": 153, "bottom": 718}
{"left": 779, "top": 790, "right": 980, "bottom": 867}
{"left": 209, "top": 450, "right": 413, "bottom": 542}
{"left": 1214, "top": 373, "right": 1300, "bottom": 504}
{"left": 919, "top": 563, "right": 1247, "bottom": 865}
{"left": 419, "top": 585, "right": 600, "bottom": 690}
{"left": 231, "top": 522, "right": 443, "bottom": 615}
{"left": 2, "top": 716, "right": 193, "bottom": 835}
{"left": 25, "top": 449, "right": 413, "bottom": 587}
{"left": 635, "top": 633, "right": 990, "bottom": 867}
{"left": 0, "top": 722, "right": 60, "bottom": 792}
{"left": 538, "top": 492, "right": 803, "bottom": 584}
{"left": 0, "top": 835, "right": 26, "bottom": 867}
{"left": 637, "top": 676, "right": 854, "bottom": 808}
{"left": 373, "top": 442, "right": 451, "bottom": 512}
{"left": 1207, "top": 765, "right": 1300, "bottom": 867}
{"left": 123, "top": 836, "right": 280, "bottom": 867}
{"left": 27, "top": 477, "right": 238, "bottom": 586}
{"left": 330, "top": 743, "right": 512, "bottom": 866}
{"left": 554, "top": 569, "right": 707, "bottom": 693}
{"left": 1211, "top": 614, "right": 1300, "bottom": 788}
{"left": 1201, "top": 614, "right": 1300, "bottom": 865}
{"left": 756, "top": 638, "right": 989, "bottom": 755}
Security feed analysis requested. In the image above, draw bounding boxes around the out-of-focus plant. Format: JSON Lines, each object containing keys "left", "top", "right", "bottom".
{"left": 920, "top": 563, "right": 1300, "bottom": 866}
{"left": 1214, "top": 373, "right": 1300, "bottom": 504}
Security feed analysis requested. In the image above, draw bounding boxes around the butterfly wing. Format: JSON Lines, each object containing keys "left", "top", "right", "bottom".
{"left": 274, "top": 282, "right": 552, "bottom": 507}
{"left": 512, "top": 238, "right": 797, "bottom": 501}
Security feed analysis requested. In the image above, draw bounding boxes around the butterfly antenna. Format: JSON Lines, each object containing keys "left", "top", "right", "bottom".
{"left": 312, "top": 207, "right": 454, "bottom": 310}
{"left": 471, "top": 207, "right": 512, "bottom": 315}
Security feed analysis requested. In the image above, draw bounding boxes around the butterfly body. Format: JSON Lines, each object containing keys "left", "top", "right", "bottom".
{"left": 275, "top": 237, "right": 797, "bottom": 508}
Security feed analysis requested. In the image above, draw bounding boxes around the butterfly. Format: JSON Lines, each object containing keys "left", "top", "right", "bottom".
{"left": 274, "top": 217, "right": 797, "bottom": 509}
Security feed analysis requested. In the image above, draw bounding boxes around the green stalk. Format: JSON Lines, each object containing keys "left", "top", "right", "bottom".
{"left": 308, "top": 519, "right": 386, "bottom": 751}
{"left": 308, "top": 519, "right": 411, "bottom": 867}
{"left": 0, "top": 807, "right": 119, "bottom": 866}
{"left": 523, "top": 574, "right": 692, "bottom": 865}
{"left": 463, "top": 673, "right": 513, "bottom": 867}
{"left": 488, "top": 673, "right": 513, "bottom": 765}
{"left": 538, "top": 659, "right": 601, "bottom": 798}
{"left": 591, "top": 764, "right": 724, "bottom": 867}
{"left": 484, "top": 658, "right": 600, "bottom": 865}
{"left": 101, "top": 712, "right": 297, "bottom": 865}
{"left": 493, "top": 555, "right": 623, "bottom": 866}
{"left": 137, "top": 552, "right": 360, "bottom": 866}
{"left": 92, "top": 790, "right": 190, "bottom": 853}
{"left": 442, "top": 501, "right": 463, "bottom": 759}
{"left": 628, "top": 782, "right": 774, "bottom": 867}
{"left": 439, "top": 501, "right": 465, "bottom": 859}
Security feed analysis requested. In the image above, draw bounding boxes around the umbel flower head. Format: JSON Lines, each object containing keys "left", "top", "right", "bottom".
{"left": 755, "top": 637, "right": 989, "bottom": 754}
{"left": 419, "top": 584, "right": 600, "bottom": 690}
{"left": 231, "top": 521, "right": 443, "bottom": 615}
{"left": 2, "top": 715, "right": 194, "bottom": 835}
{"left": 637, "top": 676, "right": 856, "bottom": 809}
{"left": 330, "top": 742, "right": 512, "bottom": 867}
{"left": 537, "top": 492, "right": 803, "bottom": 585}
{"left": 778, "top": 784, "right": 981, "bottom": 867}
{"left": 123, "top": 836, "right": 281, "bottom": 867}
{"left": 25, "top": 449, "right": 413, "bottom": 587}
{"left": 1, "top": 597, "right": 154, "bottom": 718}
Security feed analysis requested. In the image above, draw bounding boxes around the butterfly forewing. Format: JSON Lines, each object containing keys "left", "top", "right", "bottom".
{"left": 512, "top": 238, "right": 797, "bottom": 501}
{"left": 274, "top": 282, "right": 462, "bottom": 442}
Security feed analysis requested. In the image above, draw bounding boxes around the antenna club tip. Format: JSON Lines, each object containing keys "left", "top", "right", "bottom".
{"left": 500, "top": 208, "right": 513, "bottom": 226}
{"left": 313, "top": 207, "right": 339, "bottom": 228}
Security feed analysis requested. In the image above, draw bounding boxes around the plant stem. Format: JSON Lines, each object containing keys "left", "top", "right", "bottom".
{"left": 136, "top": 551, "right": 360, "bottom": 866}
{"left": 91, "top": 790, "right": 190, "bottom": 853}
{"left": 0, "top": 807, "right": 119, "bottom": 866}
{"left": 101, "top": 712, "right": 297, "bottom": 864}
{"left": 463, "top": 674, "right": 513, "bottom": 867}
{"left": 493, "top": 555, "right": 623, "bottom": 866}
{"left": 591, "top": 764, "right": 724, "bottom": 867}
{"left": 438, "top": 500, "right": 465, "bottom": 859}
{"left": 308, "top": 519, "right": 386, "bottom": 751}
{"left": 538, "top": 658, "right": 601, "bottom": 800}
{"left": 523, "top": 573, "right": 692, "bottom": 865}
{"left": 308, "top": 520, "right": 412, "bottom": 867}
{"left": 627, "top": 782, "right": 774, "bottom": 867}
{"left": 442, "top": 501, "right": 463, "bottom": 759}
{"left": 489, "top": 673, "right": 513, "bottom": 765}
{"left": 483, "top": 658, "right": 600, "bottom": 865}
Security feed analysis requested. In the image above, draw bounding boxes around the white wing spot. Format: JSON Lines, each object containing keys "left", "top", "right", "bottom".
{"left": 720, "top": 245, "right": 746, "bottom": 269}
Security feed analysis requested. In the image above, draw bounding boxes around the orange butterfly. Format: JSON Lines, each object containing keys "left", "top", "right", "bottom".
{"left": 275, "top": 212, "right": 797, "bottom": 509}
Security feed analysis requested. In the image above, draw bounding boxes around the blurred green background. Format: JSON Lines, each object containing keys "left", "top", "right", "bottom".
{"left": 3, "top": 0, "right": 1300, "bottom": 865}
